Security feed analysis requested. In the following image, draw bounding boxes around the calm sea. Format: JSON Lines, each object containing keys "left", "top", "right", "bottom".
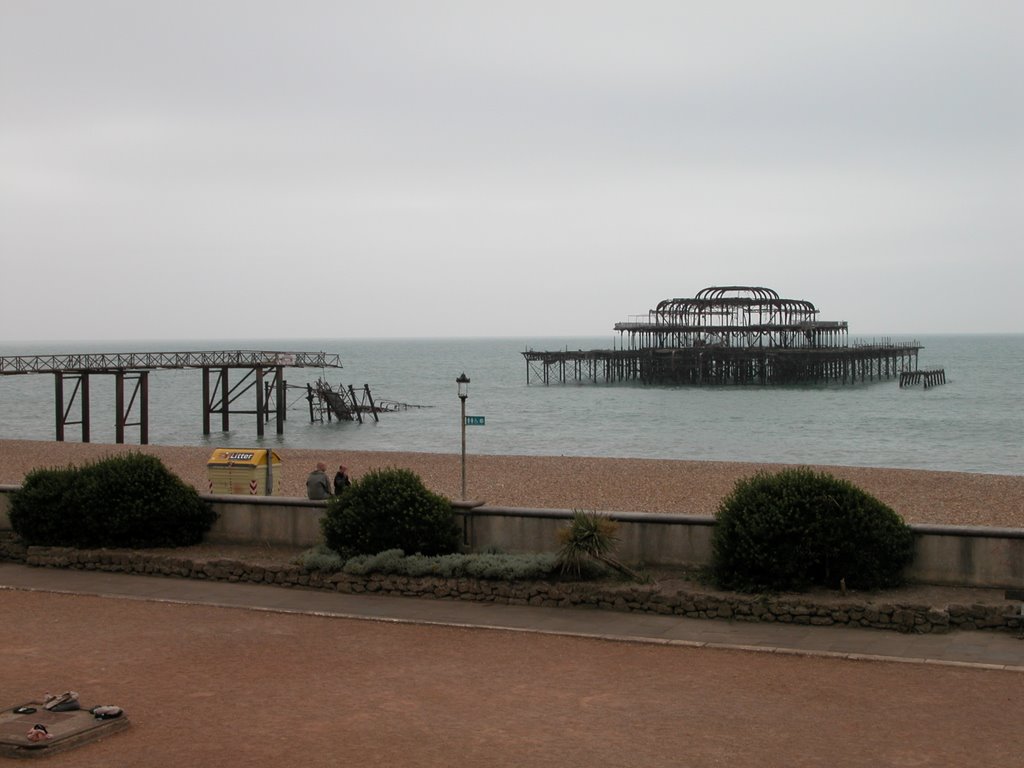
{"left": 0, "top": 335, "right": 1021, "bottom": 476}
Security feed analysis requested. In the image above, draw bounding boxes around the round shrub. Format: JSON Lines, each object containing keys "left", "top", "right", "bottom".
{"left": 321, "top": 467, "right": 460, "bottom": 558}
{"left": 8, "top": 465, "right": 79, "bottom": 546}
{"left": 710, "top": 467, "right": 914, "bottom": 592}
{"left": 10, "top": 452, "right": 217, "bottom": 548}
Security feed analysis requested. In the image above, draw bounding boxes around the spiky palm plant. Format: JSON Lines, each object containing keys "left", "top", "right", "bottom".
{"left": 556, "top": 510, "right": 639, "bottom": 580}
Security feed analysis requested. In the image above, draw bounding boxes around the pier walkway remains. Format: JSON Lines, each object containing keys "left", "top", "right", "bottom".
{"left": 0, "top": 350, "right": 341, "bottom": 443}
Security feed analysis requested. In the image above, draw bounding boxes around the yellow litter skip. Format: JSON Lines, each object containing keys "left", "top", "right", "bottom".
{"left": 206, "top": 448, "right": 282, "bottom": 496}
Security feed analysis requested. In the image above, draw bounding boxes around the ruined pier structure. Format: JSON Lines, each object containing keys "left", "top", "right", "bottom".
{"left": 0, "top": 350, "right": 341, "bottom": 443}
{"left": 524, "top": 286, "right": 922, "bottom": 386}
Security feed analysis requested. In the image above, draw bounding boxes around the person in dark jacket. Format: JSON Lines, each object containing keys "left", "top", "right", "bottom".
{"left": 333, "top": 464, "right": 351, "bottom": 495}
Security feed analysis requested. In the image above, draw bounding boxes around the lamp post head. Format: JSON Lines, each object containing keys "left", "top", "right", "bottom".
{"left": 456, "top": 372, "right": 470, "bottom": 400}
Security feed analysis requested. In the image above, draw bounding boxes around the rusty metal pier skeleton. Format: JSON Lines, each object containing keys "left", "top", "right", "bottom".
{"left": 0, "top": 350, "right": 342, "bottom": 443}
{"left": 524, "top": 286, "right": 923, "bottom": 386}
{"left": 304, "top": 379, "right": 381, "bottom": 424}
{"left": 899, "top": 368, "right": 947, "bottom": 389}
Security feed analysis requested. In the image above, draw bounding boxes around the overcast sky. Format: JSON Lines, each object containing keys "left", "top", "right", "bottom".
{"left": 1, "top": 1, "right": 1020, "bottom": 343}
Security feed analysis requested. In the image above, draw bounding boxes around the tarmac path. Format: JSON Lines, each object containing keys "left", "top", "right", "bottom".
{"left": 1, "top": 564, "right": 1022, "bottom": 767}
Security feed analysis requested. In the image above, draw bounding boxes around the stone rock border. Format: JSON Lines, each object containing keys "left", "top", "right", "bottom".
{"left": 2, "top": 539, "right": 1021, "bottom": 635}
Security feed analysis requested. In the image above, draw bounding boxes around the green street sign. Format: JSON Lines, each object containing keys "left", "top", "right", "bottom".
{"left": 465, "top": 416, "right": 485, "bottom": 426}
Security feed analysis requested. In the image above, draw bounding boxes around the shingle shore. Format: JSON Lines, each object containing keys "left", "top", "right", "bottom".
{"left": 1, "top": 439, "right": 1021, "bottom": 528}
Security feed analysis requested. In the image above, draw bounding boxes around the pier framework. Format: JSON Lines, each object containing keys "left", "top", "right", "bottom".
{"left": 0, "top": 350, "right": 342, "bottom": 443}
{"left": 524, "top": 286, "right": 922, "bottom": 386}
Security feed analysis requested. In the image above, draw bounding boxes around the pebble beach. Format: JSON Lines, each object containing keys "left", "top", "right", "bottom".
{"left": 1, "top": 439, "right": 1021, "bottom": 528}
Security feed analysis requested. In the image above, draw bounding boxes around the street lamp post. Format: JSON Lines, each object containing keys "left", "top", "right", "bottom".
{"left": 456, "top": 372, "right": 470, "bottom": 500}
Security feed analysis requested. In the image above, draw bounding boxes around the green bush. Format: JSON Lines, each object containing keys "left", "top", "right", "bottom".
{"left": 10, "top": 453, "right": 217, "bottom": 548}
{"left": 8, "top": 465, "right": 79, "bottom": 546}
{"left": 710, "top": 467, "right": 915, "bottom": 592}
{"left": 321, "top": 467, "right": 460, "bottom": 558}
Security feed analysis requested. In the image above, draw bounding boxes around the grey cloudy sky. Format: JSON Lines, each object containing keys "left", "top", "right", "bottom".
{"left": 1, "top": 1, "right": 1020, "bottom": 342}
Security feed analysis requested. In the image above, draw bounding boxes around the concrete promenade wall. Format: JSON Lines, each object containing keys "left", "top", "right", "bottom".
{"left": 203, "top": 494, "right": 327, "bottom": 548}
{"left": 1, "top": 487, "right": 1022, "bottom": 589}
{"left": 461, "top": 505, "right": 1024, "bottom": 590}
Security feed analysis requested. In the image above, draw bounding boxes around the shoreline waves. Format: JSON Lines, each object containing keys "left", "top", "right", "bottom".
{"left": 1, "top": 439, "right": 1021, "bottom": 529}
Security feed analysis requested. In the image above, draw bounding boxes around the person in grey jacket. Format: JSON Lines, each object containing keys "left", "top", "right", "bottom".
{"left": 305, "top": 462, "right": 331, "bottom": 500}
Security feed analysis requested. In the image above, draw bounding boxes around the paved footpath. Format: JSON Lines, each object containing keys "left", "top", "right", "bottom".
{"left": 1, "top": 562, "right": 1021, "bottom": 671}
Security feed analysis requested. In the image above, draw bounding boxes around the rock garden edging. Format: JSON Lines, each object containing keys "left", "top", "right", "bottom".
{"left": 3, "top": 540, "right": 1021, "bottom": 636}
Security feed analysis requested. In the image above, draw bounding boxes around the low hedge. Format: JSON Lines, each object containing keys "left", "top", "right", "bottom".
{"left": 10, "top": 453, "right": 216, "bottom": 548}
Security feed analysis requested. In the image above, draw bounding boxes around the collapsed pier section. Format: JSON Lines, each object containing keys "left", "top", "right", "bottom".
{"left": 524, "top": 286, "right": 922, "bottom": 386}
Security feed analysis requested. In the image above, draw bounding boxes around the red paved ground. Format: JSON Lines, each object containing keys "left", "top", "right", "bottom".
{"left": 1, "top": 590, "right": 1021, "bottom": 767}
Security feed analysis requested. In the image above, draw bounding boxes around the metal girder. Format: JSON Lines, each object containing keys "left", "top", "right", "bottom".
{"left": 0, "top": 350, "right": 342, "bottom": 375}
{"left": 115, "top": 370, "right": 149, "bottom": 444}
{"left": 203, "top": 365, "right": 287, "bottom": 437}
{"left": 613, "top": 286, "right": 848, "bottom": 351}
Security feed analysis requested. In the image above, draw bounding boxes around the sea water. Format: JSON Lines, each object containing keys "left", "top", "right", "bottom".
{"left": 0, "top": 334, "right": 1020, "bottom": 475}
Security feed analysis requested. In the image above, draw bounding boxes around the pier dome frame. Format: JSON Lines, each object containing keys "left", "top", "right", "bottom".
{"left": 524, "top": 286, "right": 920, "bottom": 386}
{"left": 622, "top": 285, "right": 847, "bottom": 351}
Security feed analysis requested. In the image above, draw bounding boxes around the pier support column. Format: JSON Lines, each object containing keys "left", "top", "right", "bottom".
{"left": 220, "top": 367, "right": 230, "bottom": 432}
{"left": 54, "top": 372, "right": 90, "bottom": 442}
{"left": 202, "top": 367, "right": 211, "bottom": 435}
{"left": 256, "top": 366, "right": 265, "bottom": 438}
{"left": 115, "top": 372, "right": 125, "bottom": 444}
{"left": 140, "top": 372, "right": 149, "bottom": 444}
{"left": 115, "top": 370, "right": 150, "bottom": 444}
{"left": 80, "top": 373, "right": 90, "bottom": 442}
{"left": 54, "top": 373, "right": 64, "bottom": 442}
{"left": 275, "top": 366, "right": 286, "bottom": 435}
